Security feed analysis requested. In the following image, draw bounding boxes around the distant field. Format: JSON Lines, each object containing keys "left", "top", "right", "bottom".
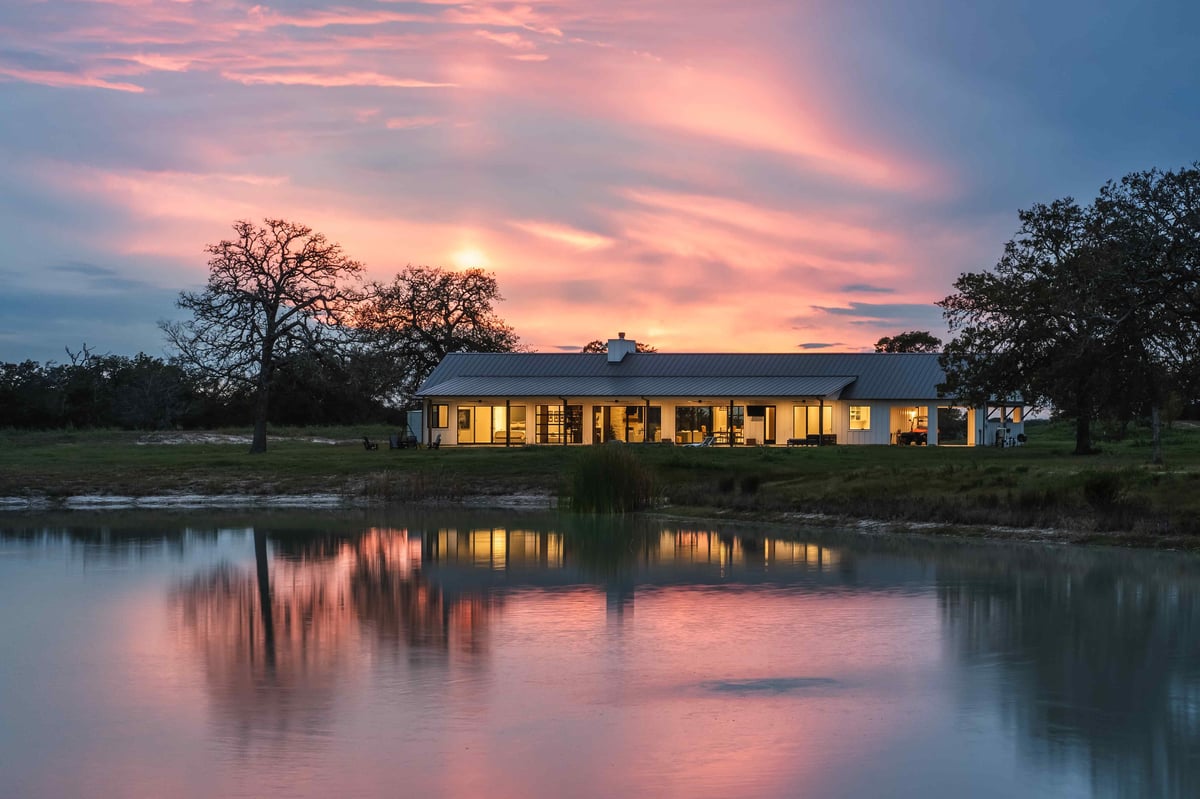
{"left": 3, "top": 421, "right": 1200, "bottom": 546}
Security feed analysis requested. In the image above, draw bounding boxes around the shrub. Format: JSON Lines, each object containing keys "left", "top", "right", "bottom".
{"left": 740, "top": 474, "right": 762, "bottom": 494}
{"left": 1083, "top": 471, "right": 1125, "bottom": 510}
{"left": 567, "top": 444, "right": 658, "bottom": 513}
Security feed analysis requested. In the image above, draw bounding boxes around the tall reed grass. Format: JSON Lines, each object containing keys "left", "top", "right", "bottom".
{"left": 566, "top": 444, "right": 658, "bottom": 513}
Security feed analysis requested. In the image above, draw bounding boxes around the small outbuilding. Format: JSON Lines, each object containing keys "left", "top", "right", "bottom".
{"left": 414, "top": 334, "right": 1024, "bottom": 448}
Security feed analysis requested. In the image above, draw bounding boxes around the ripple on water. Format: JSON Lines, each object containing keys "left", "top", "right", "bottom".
{"left": 700, "top": 677, "right": 839, "bottom": 694}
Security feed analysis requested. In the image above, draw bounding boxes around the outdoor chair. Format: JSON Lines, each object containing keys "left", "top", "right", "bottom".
{"left": 363, "top": 436, "right": 379, "bottom": 451}
{"left": 684, "top": 435, "right": 715, "bottom": 448}
{"left": 428, "top": 434, "right": 441, "bottom": 450}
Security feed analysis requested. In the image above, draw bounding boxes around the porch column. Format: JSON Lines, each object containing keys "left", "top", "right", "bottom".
{"left": 926, "top": 404, "right": 939, "bottom": 446}
{"left": 505, "top": 399, "right": 511, "bottom": 447}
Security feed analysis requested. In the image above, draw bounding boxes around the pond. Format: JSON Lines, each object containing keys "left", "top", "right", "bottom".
{"left": 1, "top": 509, "right": 1197, "bottom": 798}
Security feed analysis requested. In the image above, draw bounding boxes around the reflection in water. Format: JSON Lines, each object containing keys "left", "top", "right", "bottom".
{"left": 4, "top": 511, "right": 1200, "bottom": 798}
{"left": 939, "top": 549, "right": 1200, "bottom": 797}
{"left": 351, "top": 528, "right": 499, "bottom": 655}
{"left": 170, "top": 530, "right": 353, "bottom": 755}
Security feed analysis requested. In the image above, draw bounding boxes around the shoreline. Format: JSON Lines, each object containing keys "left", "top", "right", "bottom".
{"left": 5, "top": 424, "right": 1200, "bottom": 551}
{"left": 4, "top": 489, "right": 1197, "bottom": 552}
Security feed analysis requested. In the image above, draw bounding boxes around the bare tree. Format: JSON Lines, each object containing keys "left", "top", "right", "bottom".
{"left": 357, "top": 265, "right": 520, "bottom": 405}
{"left": 161, "top": 219, "right": 364, "bottom": 453}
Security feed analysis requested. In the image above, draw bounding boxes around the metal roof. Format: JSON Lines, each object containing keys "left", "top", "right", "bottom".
{"left": 419, "top": 374, "right": 856, "bottom": 399}
{"left": 417, "top": 352, "right": 948, "bottom": 400}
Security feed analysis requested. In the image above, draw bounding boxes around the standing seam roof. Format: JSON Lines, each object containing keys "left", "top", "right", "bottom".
{"left": 416, "top": 352, "right": 948, "bottom": 400}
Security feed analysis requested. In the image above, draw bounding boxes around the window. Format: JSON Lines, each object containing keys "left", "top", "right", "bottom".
{"left": 507, "top": 405, "right": 526, "bottom": 443}
{"left": 793, "top": 404, "right": 832, "bottom": 436}
{"left": 675, "top": 406, "right": 714, "bottom": 444}
{"left": 713, "top": 405, "right": 745, "bottom": 444}
{"left": 535, "top": 404, "right": 584, "bottom": 444}
{"left": 456, "top": 405, "right": 526, "bottom": 444}
{"left": 492, "top": 405, "right": 526, "bottom": 444}
{"left": 431, "top": 404, "right": 449, "bottom": 428}
{"left": 850, "top": 405, "right": 870, "bottom": 430}
{"left": 808, "top": 405, "right": 832, "bottom": 434}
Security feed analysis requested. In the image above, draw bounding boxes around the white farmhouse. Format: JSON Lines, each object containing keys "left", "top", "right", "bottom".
{"left": 415, "top": 334, "right": 1025, "bottom": 448}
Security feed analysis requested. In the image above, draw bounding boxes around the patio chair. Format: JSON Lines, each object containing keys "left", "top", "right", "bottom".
{"left": 363, "top": 436, "right": 379, "bottom": 451}
{"left": 684, "top": 435, "right": 715, "bottom": 448}
{"left": 427, "top": 434, "right": 441, "bottom": 450}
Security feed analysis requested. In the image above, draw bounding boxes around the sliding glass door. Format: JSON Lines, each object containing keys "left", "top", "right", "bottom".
{"left": 457, "top": 405, "right": 527, "bottom": 444}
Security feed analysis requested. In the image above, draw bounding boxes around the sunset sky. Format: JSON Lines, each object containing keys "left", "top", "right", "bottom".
{"left": 2, "top": 0, "right": 1198, "bottom": 363}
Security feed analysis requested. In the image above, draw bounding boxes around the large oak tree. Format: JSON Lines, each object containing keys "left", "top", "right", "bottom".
{"left": 1096, "top": 164, "right": 1200, "bottom": 461}
{"left": 940, "top": 172, "right": 1199, "bottom": 459}
{"left": 356, "top": 265, "right": 519, "bottom": 405}
{"left": 162, "top": 219, "right": 364, "bottom": 453}
{"left": 939, "top": 199, "right": 1130, "bottom": 455}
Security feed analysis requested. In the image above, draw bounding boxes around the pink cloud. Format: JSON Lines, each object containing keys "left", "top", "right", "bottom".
{"left": 220, "top": 70, "right": 455, "bottom": 88}
{"left": 386, "top": 115, "right": 444, "bottom": 129}
{"left": 508, "top": 220, "right": 615, "bottom": 250}
{"left": 474, "top": 30, "right": 538, "bottom": 51}
{"left": 0, "top": 65, "right": 145, "bottom": 93}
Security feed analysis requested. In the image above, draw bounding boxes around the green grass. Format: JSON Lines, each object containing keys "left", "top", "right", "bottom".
{"left": 4, "top": 421, "right": 1200, "bottom": 545}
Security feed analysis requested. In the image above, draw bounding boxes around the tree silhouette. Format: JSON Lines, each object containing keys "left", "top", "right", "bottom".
{"left": 162, "top": 219, "right": 364, "bottom": 453}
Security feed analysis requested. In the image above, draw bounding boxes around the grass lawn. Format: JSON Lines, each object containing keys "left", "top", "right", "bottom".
{"left": 3, "top": 421, "right": 1200, "bottom": 545}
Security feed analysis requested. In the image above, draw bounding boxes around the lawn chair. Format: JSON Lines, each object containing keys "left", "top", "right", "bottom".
{"left": 363, "top": 436, "right": 379, "bottom": 451}
{"left": 684, "top": 435, "right": 715, "bottom": 448}
{"left": 427, "top": 433, "right": 441, "bottom": 450}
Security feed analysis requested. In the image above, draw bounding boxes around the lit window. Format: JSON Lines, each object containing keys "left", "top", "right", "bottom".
{"left": 850, "top": 405, "right": 871, "bottom": 430}
{"left": 431, "top": 404, "right": 449, "bottom": 428}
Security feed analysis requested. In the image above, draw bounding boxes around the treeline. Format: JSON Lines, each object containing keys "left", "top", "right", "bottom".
{"left": 0, "top": 348, "right": 397, "bottom": 430}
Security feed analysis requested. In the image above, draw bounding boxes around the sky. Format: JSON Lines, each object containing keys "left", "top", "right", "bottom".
{"left": 1, "top": 0, "right": 1198, "bottom": 363}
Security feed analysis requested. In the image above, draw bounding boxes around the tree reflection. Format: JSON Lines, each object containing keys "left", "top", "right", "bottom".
{"left": 350, "top": 529, "right": 498, "bottom": 656}
{"left": 169, "top": 532, "right": 353, "bottom": 755}
{"left": 169, "top": 527, "right": 502, "bottom": 753}
{"left": 939, "top": 548, "right": 1200, "bottom": 797}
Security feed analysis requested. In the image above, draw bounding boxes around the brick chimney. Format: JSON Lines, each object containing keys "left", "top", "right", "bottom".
{"left": 607, "top": 332, "right": 637, "bottom": 363}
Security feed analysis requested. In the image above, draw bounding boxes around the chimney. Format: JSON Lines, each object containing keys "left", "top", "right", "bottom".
{"left": 607, "top": 331, "right": 637, "bottom": 363}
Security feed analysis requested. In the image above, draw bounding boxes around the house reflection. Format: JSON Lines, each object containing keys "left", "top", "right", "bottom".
{"left": 165, "top": 517, "right": 859, "bottom": 756}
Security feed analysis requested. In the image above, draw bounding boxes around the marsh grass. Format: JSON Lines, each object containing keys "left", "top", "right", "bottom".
{"left": 566, "top": 443, "right": 658, "bottom": 513}
{"left": 361, "top": 467, "right": 465, "bottom": 501}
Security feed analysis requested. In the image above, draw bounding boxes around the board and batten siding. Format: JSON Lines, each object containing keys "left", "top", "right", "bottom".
{"left": 430, "top": 397, "right": 965, "bottom": 447}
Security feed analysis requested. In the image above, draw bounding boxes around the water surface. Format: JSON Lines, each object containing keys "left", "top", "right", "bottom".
{"left": 1, "top": 509, "right": 1197, "bottom": 798}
